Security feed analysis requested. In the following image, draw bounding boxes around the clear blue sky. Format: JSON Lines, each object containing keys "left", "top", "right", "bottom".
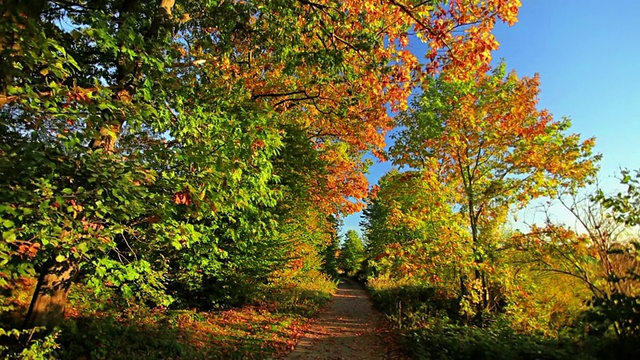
{"left": 341, "top": 0, "right": 640, "bottom": 237}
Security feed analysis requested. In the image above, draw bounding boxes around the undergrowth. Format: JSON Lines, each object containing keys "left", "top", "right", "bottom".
{"left": 367, "top": 278, "right": 639, "bottom": 360}
{"left": 1, "top": 274, "right": 337, "bottom": 359}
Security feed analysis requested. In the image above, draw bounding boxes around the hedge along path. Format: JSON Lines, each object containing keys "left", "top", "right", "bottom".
{"left": 281, "top": 278, "right": 405, "bottom": 360}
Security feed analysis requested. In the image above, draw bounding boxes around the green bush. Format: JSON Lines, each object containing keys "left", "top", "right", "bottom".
{"left": 0, "top": 327, "right": 59, "bottom": 360}
{"left": 369, "top": 283, "right": 460, "bottom": 327}
{"left": 365, "top": 282, "right": 630, "bottom": 360}
{"left": 55, "top": 314, "right": 194, "bottom": 360}
{"left": 404, "top": 319, "right": 589, "bottom": 360}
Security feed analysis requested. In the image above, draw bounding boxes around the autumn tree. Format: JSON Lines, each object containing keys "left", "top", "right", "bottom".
{"left": 265, "top": 127, "right": 342, "bottom": 299}
{"left": 362, "top": 168, "right": 467, "bottom": 290}
{"left": 519, "top": 171, "right": 640, "bottom": 340}
{"left": 391, "top": 63, "right": 599, "bottom": 316}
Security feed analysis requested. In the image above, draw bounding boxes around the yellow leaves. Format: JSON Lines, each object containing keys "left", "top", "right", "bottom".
{"left": 495, "top": 0, "right": 522, "bottom": 26}
{"left": 399, "top": 35, "right": 409, "bottom": 48}
{"left": 394, "top": 64, "right": 600, "bottom": 284}
{"left": 68, "top": 199, "right": 84, "bottom": 219}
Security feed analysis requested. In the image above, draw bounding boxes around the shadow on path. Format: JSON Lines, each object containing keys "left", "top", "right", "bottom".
{"left": 282, "top": 278, "right": 400, "bottom": 360}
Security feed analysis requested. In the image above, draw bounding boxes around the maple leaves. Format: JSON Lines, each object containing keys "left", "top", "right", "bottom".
{"left": 0, "top": 0, "right": 524, "bottom": 219}
{"left": 0, "top": 0, "right": 527, "bottom": 334}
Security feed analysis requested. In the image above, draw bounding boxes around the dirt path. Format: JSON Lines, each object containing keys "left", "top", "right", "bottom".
{"left": 282, "top": 278, "right": 403, "bottom": 360}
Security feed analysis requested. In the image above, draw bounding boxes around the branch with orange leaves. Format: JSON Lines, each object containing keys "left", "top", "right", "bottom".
{"left": 386, "top": 0, "right": 456, "bottom": 56}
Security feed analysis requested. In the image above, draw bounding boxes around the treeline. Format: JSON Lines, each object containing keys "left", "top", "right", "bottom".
{"left": 357, "top": 65, "right": 640, "bottom": 359}
{"left": 0, "top": 0, "right": 520, "bottom": 358}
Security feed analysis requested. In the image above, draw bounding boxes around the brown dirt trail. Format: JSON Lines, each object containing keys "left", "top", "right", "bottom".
{"left": 281, "top": 278, "right": 405, "bottom": 360}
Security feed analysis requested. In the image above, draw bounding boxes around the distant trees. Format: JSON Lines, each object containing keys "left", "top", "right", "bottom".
{"left": 338, "top": 230, "right": 365, "bottom": 276}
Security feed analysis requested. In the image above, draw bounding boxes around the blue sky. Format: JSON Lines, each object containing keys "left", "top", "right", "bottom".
{"left": 341, "top": 0, "right": 640, "bottom": 237}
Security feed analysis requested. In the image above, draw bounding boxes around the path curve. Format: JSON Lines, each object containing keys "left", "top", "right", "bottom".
{"left": 282, "top": 278, "right": 403, "bottom": 360}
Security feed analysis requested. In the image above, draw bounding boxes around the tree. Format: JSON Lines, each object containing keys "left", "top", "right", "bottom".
{"left": 391, "top": 63, "right": 599, "bottom": 315}
{"left": 362, "top": 168, "right": 467, "bottom": 286}
{"left": 1, "top": 0, "right": 285, "bottom": 327}
{"left": 338, "top": 230, "right": 365, "bottom": 276}
{"left": 265, "top": 128, "right": 342, "bottom": 298}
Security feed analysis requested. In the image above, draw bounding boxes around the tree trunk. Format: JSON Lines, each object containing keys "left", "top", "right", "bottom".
{"left": 23, "top": 260, "right": 77, "bottom": 330}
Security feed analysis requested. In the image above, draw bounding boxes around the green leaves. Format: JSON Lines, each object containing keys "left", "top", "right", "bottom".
{"left": 338, "top": 230, "right": 365, "bottom": 275}
{"left": 597, "top": 169, "right": 640, "bottom": 226}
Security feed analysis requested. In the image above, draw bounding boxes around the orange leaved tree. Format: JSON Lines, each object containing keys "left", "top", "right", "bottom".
{"left": 391, "top": 63, "right": 600, "bottom": 317}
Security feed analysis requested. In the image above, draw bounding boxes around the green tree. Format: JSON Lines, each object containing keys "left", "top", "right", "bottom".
{"left": 1, "top": 0, "right": 281, "bottom": 329}
{"left": 362, "top": 168, "right": 466, "bottom": 291}
{"left": 338, "top": 230, "right": 365, "bottom": 276}
{"left": 322, "top": 232, "right": 341, "bottom": 280}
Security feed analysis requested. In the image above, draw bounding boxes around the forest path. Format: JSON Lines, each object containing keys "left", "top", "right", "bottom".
{"left": 281, "top": 278, "right": 404, "bottom": 360}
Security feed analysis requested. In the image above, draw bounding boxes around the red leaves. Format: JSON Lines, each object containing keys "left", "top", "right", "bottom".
{"left": 147, "top": 215, "right": 161, "bottom": 224}
{"left": 290, "top": 258, "right": 304, "bottom": 270}
{"left": 173, "top": 190, "right": 192, "bottom": 205}
{"left": 251, "top": 140, "right": 265, "bottom": 151}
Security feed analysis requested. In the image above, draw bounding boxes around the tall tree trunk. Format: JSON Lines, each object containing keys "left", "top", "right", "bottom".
{"left": 23, "top": 260, "right": 77, "bottom": 330}
{"left": 467, "top": 193, "right": 490, "bottom": 320}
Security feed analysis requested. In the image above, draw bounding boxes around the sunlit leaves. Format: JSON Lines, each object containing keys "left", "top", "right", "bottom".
{"left": 362, "top": 167, "right": 468, "bottom": 288}
{"left": 384, "top": 62, "right": 600, "bottom": 316}
{"left": 392, "top": 63, "right": 599, "bottom": 230}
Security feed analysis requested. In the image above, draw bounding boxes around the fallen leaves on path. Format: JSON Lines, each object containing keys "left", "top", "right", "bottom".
{"left": 282, "top": 279, "right": 408, "bottom": 360}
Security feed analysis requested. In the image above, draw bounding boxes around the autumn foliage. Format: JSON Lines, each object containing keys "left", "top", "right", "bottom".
{"left": 20, "top": 0, "right": 640, "bottom": 359}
